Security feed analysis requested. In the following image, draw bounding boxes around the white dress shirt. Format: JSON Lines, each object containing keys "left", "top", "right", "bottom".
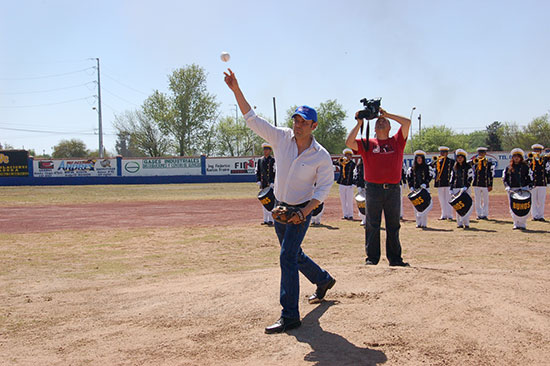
{"left": 244, "top": 110, "right": 334, "bottom": 205}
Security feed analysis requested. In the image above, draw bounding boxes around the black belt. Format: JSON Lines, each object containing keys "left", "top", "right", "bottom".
{"left": 366, "top": 182, "right": 399, "bottom": 189}
{"left": 276, "top": 200, "right": 310, "bottom": 208}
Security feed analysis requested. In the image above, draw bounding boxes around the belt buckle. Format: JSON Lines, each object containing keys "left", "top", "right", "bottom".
{"left": 383, "top": 183, "right": 390, "bottom": 189}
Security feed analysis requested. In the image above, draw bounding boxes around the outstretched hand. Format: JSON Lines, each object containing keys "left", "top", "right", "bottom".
{"left": 223, "top": 68, "right": 239, "bottom": 91}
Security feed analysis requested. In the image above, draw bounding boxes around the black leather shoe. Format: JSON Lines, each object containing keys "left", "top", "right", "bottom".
{"left": 389, "top": 261, "right": 410, "bottom": 267}
{"left": 264, "top": 317, "right": 301, "bottom": 334}
{"left": 308, "top": 278, "right": 336, "bottom": 304}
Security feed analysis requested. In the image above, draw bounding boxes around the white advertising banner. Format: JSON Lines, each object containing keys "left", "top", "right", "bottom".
{"left": 33, "top": 158, "right": 117, "bottom": 177}
{"left": 122, "top": 157, "right": 202, "bottom": 176}
{"left": 403, "top": 151, "right": 512, "bottom": 176}
{"left": 206, "top": 157, "right": 258, "bottom": 175}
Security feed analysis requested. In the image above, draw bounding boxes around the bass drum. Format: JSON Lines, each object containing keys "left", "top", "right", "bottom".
{"left": 449, "top": 190, "right": 473, "bottom": 216}
{"left": 355, "top": 192, "right": 366, "bottom": 215}
{"left": 407, "top": 188, "right": 431, "bottom": 212}
{"left": 311, "top": 202, "right": 324, "bottom": 216}
{"left": 257, "top": 187, "right": 275, "bottom": 211}
{"left": 509, "top": 190, "right": 531, "bottom": 217}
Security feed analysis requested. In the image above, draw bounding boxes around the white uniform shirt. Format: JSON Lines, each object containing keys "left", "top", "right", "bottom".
{"left": 244, "top": 110, "right": 334, "bottom": 205}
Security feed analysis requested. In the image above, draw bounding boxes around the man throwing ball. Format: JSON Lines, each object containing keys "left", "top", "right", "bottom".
{"left": 224, "top": 69, "right": 336, "bottom": 334}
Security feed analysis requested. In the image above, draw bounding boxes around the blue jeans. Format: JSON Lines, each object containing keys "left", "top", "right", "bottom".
{"left": 274, "top": 214, "right": 332, "bottom": 319}
{"left": 364, "top": 182, "right": 404, "bottom": 265}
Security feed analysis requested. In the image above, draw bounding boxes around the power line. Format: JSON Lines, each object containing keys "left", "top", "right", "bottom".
{"left": 1, "top": 126, "right": 117, "bottom": 136}
{"left": 102, "top": 71, "right": 149, "bottom": 95}
{"left": 102, "top": 87, "right": 140, "bottom": 106}
{"left": 0, "top": 67, "right": 94, "bottom": 81}
{"left": 0, "top": 96, "right": 93, "bottom": 108}
{"left": 0, "top": 82, "right": 94, "bottom": 95}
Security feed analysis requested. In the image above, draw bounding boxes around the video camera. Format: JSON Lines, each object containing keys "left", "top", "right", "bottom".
{"left": 357, "top": 98, "right": 381, "bottom": 120}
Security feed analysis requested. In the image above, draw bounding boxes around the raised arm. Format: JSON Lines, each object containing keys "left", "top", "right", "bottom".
{"left": 224, "top": 68, "right": 283, "bottom": 144}
{"left": 345, "top": 111, "right": 364, "bottom": 151}
{"left": 224, "top": 68, "right": 251, "bottom": 115}
{"left": 380, "top": 108, "right": 411, "bottom": 140}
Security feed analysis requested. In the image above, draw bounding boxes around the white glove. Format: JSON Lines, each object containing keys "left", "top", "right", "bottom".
{"left": 460, "top": 187, "right": 467, "bottom": 194}
{"left": 256, "top": 181, "right": 261, "bottom": 187}
{"left": 420, "top": 184, "right": 427, "bottom": 189}
{"left": 521, "top": 186, "right": 530, "bottom": 191}
{"left": 505, "top": 186, "right": 510, "bottom": 192}
{"left": 269, "top": 183, "right": 274, "bottom": 188}
{"left": 410, "top": 187, "right": 415, "bottom": 192}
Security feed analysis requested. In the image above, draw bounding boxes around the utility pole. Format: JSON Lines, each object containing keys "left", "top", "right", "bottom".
{"left": 273, "top": 97, "right": 277, "bottom": 126}
{"left": 409, "top": 106, "right": 416, "bottom": 153}
{"left": 96, "top": 58, "right": 104, "bottom": 158}
{"left": 234, "top": 104, "right": 239, "bottom": 156}
{"left": 418, "top": 114, "right": 422, "bottom": 147}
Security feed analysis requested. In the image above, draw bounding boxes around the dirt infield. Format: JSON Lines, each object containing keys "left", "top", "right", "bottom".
{"left": 0, "top": 194, "right": 519, "bottom": 234}
{"left": 1, "top": 184, "right": 550, "bottom": 365}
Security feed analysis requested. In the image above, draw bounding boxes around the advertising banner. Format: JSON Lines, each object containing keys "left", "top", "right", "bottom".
{"left": 206, "top": 157, "right": 257, "bottom": 175}
{"left": 0, "top": 150, "right": 29, "bottom": 177}
{"left": 122, "top": 157, "right": 201, "bottom": 176}
{"left": 403, "top": 151, "right": 511, "bottom": 177}
{"left": 33, "top": 158, "right": 117, "bottom": 177}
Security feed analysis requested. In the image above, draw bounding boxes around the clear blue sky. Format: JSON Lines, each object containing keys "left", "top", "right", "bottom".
{"left": 1, "top": 0, "right": 549, "bottom": 155}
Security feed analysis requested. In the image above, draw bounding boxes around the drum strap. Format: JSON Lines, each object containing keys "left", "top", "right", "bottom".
{"left": 360, "top": 120, "right": 370, "bottom": 153}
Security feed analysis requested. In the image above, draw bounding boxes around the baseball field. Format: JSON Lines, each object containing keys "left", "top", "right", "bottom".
{"left": 1, "top": 182, "right": 549, "bottom": 366}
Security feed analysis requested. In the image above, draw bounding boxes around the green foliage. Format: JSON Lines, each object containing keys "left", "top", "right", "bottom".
{"left": 499, "top": 115, "right": 550, "bottom": 151}
{"left": 407, "top": 126, "right": 488, "bottom": 153}
{"left": 485, "top": 121, "right": 502, "bottom": 150}
{"left": 114, "top": 110, "right": 171, "bottom": 157}
{"left": 52, "top": 139, "right": 89, "bottom": 158}
{"left": 314, "top": 100, "right": 347, "bottom": 154}
{"left": 524, "top": 115, "right": 550, "bottom": 148}
{"left": 215, "top": 116, "right": 265, "bottom": 156}
{"left": 282, "top": 100, "right": 347, "bottom": 154}
{"left": 142, "top": 64, "right": 219, "bottom": 156}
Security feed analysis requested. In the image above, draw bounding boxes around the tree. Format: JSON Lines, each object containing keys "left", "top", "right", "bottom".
{"left": 283, "top": 100, "right": 347, "bottom": 154}
{"left": 467, "top": 130, "right": 489, "bottom": 150}
{"left": 500, "top": 122, "right": 525, "bottom": 150}
{"left": 524, "top": 115, "right": 550, "bottom": 148}
{"left": 143, "top": 64, "right": 219, "bottom": 156}
{"left": 114, "top": 129, "right": 140, "bottom": 157}
{"left": 314, "top": 100, "right": 347, "bottom": 154}
{"left": 485, "top": 121, "right": 502, "bottom": 150}
{"left": 215, "top": 116, "right": 264, "bottom": 156}
{"left": 52, "top": 139, "right": 89, "bottom": 158}
{"left": 0, "top": 142, "right": 14, "bottom": 150}
{"left": 114, "top": 110, "right": 171, "bottom": 157}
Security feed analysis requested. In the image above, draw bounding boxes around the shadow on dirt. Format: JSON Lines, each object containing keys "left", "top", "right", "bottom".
{"left": 289, "top": 300, "right": 387, "bottom": 365}
{"left": 311, "top": 224, "right": 340, "bottom": 230}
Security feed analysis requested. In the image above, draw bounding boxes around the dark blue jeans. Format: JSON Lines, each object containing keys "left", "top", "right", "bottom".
{"left": 274, "top": 214, "right": 332, "bottom": 319}
{"left": 364, "top": 182, "right": 404, "bottom": 265}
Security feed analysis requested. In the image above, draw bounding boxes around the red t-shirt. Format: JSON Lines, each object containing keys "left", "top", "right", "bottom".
{"left": 353, "top": 127, "right": 407, "bottom": 184}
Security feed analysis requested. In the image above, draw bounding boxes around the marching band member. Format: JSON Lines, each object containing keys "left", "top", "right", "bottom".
{"left": 431, "top": 146, "right": 454, "bottom": 220}
{"left": 256, "top": 142, "right": 275, "bottom": 225}
{"left": 503, "top": 148, "right": 533, "bottom": 230}
{"left": 354, "top": 158, "right": 366, "bottom": 226}
{"left": 472, "top": 147, "right": 494, "bottom": 220}
{"left": 406, "top": 150, "right": 434, "bottom": 228}
{"left": 334, "top": 148, "right": 356, "bottom": 220}
{"left": 450, "top": 149, "right": 474, "bottom": 228}
{"left": 527, "top": 144, "right": 548, "bottom": 221}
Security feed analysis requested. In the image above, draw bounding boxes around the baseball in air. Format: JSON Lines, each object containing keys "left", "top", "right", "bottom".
{"left": 220, "top": 52, "right": 230, "bottom": 62}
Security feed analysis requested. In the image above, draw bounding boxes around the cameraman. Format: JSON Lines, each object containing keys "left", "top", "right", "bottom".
{"left": 345, "top": 108, "right": 411, "bottom": 267}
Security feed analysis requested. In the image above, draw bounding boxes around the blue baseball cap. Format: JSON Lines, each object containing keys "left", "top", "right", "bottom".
{"left": 292, "top": 105, "right": 317, "bottom": 122}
